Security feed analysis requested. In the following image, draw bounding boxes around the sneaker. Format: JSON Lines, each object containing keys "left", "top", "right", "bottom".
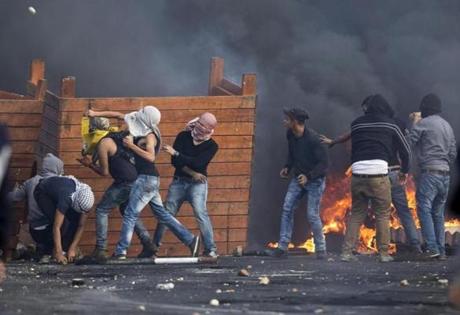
{"left": 423, "top": 249, "right": 440, "bottom": 259}
{"left": 137, "top": 242, "right": 158, "bottom": 259}
{"left": 316, "top": 250, "right": 327, "bottom": 260}
{"left": 340, "top": 253, "right": 358, "bottom": 262}
{"left": 112, "top": 253, "right": 127, "bottom": 260}
{"left": 38, "top": 255, "right": 52, "bottom": 264}
{"left": 203, "top": 250, "right": 219, "bottom": 258}
{"left": 264, "top": 247, "right": 288, "bottom": 258}
{"left": 91, "top": 247, "right": 108, "bottom": 260}
{"left": 379, "top": 254, "right": 394, "bottom": 263}
{"left": 189, "top": 236, "right": 201, "bottom": 257}
{"left": 438, "top": 254, "right": 448, "bottom": 261}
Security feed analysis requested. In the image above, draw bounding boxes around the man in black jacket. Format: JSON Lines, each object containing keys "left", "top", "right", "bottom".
{"left": 265, "top": 108, "right": 329, "bottom": 259}
{"left": 341, "top": 94, "right": 411, "bottom": 263}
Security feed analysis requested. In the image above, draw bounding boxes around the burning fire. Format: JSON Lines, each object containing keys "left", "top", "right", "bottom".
{"left": 269, "top": 172, "right": 460, "bottom": 253}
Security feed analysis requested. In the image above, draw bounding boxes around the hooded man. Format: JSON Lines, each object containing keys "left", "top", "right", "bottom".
{"left": 320, "top": 96, "right": 422, "bottom": 254}
{"left": 264, "top": 107, "right": 329, "bottom": 259}
{"left": 9, "top": 153, "right": 64, "bottom": 261}
{"left": 88, "top": 107, "right": 200, "bottom": 259}
{"left": 341, "top": 94, "right": 411, "bottom": 263}
{"left": 153, "top": 112, "right": 219, "bottom": 257}
{"left": 408, "top": 93, "right": 457, "bottom": 260}
{"left": 33, "top": 175, "right": 94, "bottom": 264}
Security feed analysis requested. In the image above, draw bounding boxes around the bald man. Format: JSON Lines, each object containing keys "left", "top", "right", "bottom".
{"left": 154, "top": 113, "right": 219, "bottom": 257}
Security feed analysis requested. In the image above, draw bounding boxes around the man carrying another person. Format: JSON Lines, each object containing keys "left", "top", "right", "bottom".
{"left": 88, "top": 106, "right": 200, "bottom": 259}
{"left": 153, "top": 113, "right": 219, "bottom": 257}
{"left": 408, "top": 93, "right": 457, "bottom": 260}
{"left": 265, "top": 107, "right": 329, "bottom": 260}
{"left": 78, "top": 117, "right": 157, "bottom": 262}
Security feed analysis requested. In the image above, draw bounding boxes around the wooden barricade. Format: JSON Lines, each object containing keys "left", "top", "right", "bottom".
{"left": 0, "top": 57, "right": 256, "bottom": 257}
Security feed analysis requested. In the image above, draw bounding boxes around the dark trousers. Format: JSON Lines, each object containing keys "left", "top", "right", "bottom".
{"left": 33, "top": 184, "right": 80, "bottom": 255}
{"left": 29, "top": 218, "right": 79, "bottom": 255}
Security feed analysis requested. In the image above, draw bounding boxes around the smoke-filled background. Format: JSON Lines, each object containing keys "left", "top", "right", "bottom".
{"left": 1, "top": 0, "right": 459, "bottom": 250}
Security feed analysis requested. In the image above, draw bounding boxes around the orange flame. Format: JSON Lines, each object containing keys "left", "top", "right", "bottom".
{"left": 269, "top": 172, "right": 460, "bottom": 254}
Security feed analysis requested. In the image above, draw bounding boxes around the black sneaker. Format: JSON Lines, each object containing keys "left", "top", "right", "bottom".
{"left": 423, "top": 249, "right": 440, "bottom": 259}
{"left": 112, "top": 253, "right": 127, "bottom": 260}
{"left": 91, "top": 248, "right": 108, "bottom": 264}
{"left": 137, "top": 242, "right": 158, "bottom": 258}
{"left": 438, "top": 254, "right": 447, "bottom": 261}
{"left": 264, "top": 248, "right": 288, "bottom": 258}
{"left": 316, "top": 250, "right": 327, "bottom": 260}
{"left": 189, "top": 236, "right": 201, "bottom": 257}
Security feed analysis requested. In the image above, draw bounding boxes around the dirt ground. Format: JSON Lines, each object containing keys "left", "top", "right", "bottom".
{"left": 0, "top": 254, "right": 457, "bottom": 314}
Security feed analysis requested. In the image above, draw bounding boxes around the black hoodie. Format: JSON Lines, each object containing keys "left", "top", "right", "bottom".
{"left": 350, "top": 95, "right": 411, "bottom": 173}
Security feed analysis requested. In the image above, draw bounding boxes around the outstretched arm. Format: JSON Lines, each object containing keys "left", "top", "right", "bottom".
{"left": 87, "top": 109, "right": 125, "bottom": 120}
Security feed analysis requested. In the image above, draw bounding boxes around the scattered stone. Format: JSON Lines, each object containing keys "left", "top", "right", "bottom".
{"left": 233, "top": 246, "right": 243, "bottom": 257}
{"left": 216, "top": 289, "right": 222, "bottom": 294}
{"left": 225, "top": 289, "right": 235, "bottom": 293}
{"left": 156, "top": 283, "right": 175, "bottom": 291}
{"left": 258, "top": 276, "right": 270, "bottom": 285}
{"left": 291, "top": 288, "right": 299, "bottom": 292}
{"left": 385, "top": 272, "right": 389, "bottom": 276}
{"left": 176, "top": 277, "right": 184, "bottom": 281}
{"left": 400, "top": 279, "right": 409, "bottom": 287}
{"left": 327, "top": 258, "right": 335, "bottom": 262}
{"left": 314, "top": 309, "right": 324, "bottom": 314}
{"left": 246, "top": 265, "right": 252, "bottom": 269}
{"left": 238, "top": 269, "right": 250, "bottom": 277}
{"left": 72, "top": 278, "right": 85, "bottom": 286}
{"left": 138, "top": 305, "right": 146, "bottom": 311}
{"left": 209, "top": 299, "right": 220, "bottom": 306}
{"left": 438, "top": 279, "right": 449, "bottom": 286}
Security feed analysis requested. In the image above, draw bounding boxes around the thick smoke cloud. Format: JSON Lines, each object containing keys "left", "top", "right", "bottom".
{"left": 1, "top": 0, "right": 459, "bottom": 249}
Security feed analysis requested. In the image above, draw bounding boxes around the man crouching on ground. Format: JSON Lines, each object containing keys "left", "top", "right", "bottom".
{"left": 265, "top": 107, "right": 329, "bottom": 260}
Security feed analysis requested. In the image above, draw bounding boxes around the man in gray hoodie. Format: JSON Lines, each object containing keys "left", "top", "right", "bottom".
{"left": 9, "top": 153, "right": 64, "bottom": 260}
{"left": 408, "top": 93, "right": 457, "bottom": 260}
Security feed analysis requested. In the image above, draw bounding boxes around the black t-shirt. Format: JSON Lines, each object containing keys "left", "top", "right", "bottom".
{"left": 133, "top": 134, "right": 160, "bottom": 176}
{"left": 33, "top": 176, "right": 77, "bottom": 227}
{"left": 171, "top": 131, "right": 218, "bottom": 178}
{"left": 105, "top": 132, "right": 138, "bottom": 183}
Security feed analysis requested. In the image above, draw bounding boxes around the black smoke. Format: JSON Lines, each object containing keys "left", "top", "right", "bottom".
{"left": 1, "top": 0, "right": 459, "bottom": 250}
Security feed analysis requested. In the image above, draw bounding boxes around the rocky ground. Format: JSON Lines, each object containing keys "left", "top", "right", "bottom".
{"left": 0, "top": 254, "right": 457, "bottom": 314}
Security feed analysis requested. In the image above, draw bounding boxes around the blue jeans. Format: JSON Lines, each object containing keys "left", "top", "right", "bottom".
{"left": 153, "top": 178, "right": 216, "bottom": 252}
{"left": 95, "top": 181, "right": 151, "bottom": 250}
{"left": 115, "top": 175, "right": 195, "bottom": 255}
{"left": 416, "top": 173, "right": 450, "bottom": 255}
{"left": 388, "top": 171, "right": 420, "bottom": 247}
{"left": 278, "top": 177, "right": 326, "bottom": 252}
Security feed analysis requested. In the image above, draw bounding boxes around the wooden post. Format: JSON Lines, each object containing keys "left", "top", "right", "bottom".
{"left": 241, "top": 73, "right": 257, "bottom": 95}
{"left": 34, "top": 79, "right": 47, "bottom": 100}
{"left": 29, "top": 59, "right": 45, "bottom": 85}
{"left": 60, "top": 76, "right": 76, "bottom": 98}
{"left": 208, "top": 57, "right": 224, "bottom": 96}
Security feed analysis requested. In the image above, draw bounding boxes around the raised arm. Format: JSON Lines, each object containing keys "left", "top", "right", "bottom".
{"left": 87, "top": 109, "right": 125, "bottom": 120}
